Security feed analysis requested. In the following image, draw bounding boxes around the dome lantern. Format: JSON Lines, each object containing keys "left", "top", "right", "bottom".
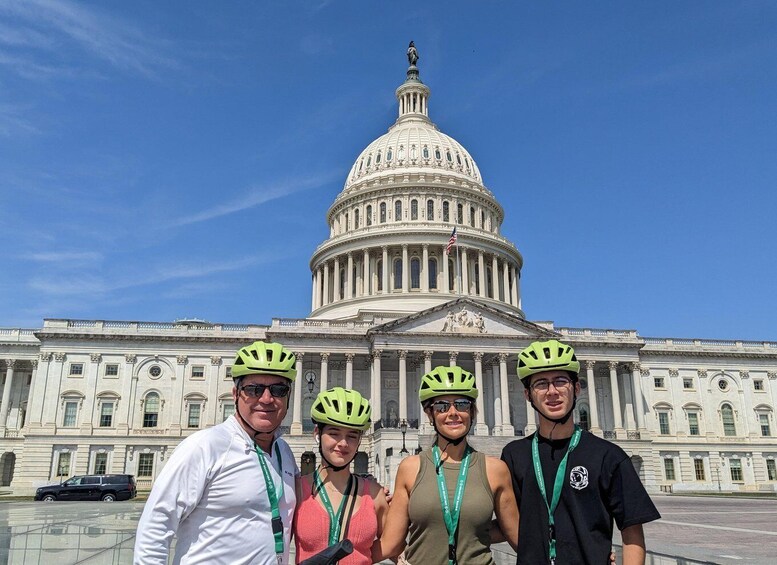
{"left": 396, "top": 41, "right": 431, "bottom": 122}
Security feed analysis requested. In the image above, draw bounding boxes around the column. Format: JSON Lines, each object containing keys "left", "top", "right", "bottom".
{"left": 423, "top": 350, "right": 433, "bottom": 375}
{"left": 401, "top": 244, "right": 409, "bottom": 293}
{"left": 169, "top": 355, "right": 186, "bottom": 434}
{"left": 491, "top": 255, "right": 499, "bottom": 299}
{"left": 478, "top": 250, "right": 486, "bottom": 297}
{"left": 371, "top": 351, "right": 382, "bottom": 426}
{"left": 609, "top": 361, "right": 624, "bottom": 436}
{"left": 510, "top": 265, "right": 519, "bottom": 306}
{"left": 363, "top": 249, "right": 370, "bottom": 296}
{"left": 291, "top": 353, "right": 304, "bottom": 434}
{"left": 491, "top": 361, "right": 503, "bottom": 434}
{"left": 28, "top": 353, "right": 51, "bottom": 429}
{"left": 448, "top": 351, "right": 458, "bottom": 367}
{"left": 346, "top": 252, "right": 353, "bottom": 300}
{"left": 22, "top": 360, "right": 38, "bottom": 430}
{"left": 515, "top": 267, "right": 522, "bottom": 309}
{"left": 442, "top": 246, "right": 450, "bottom": 293}
{"left": 0, "top": 360, "right": 16, "bottom": 430}
{"left": 499, "top": 354, "right": 514, "bottom": 435}
{"left": 631, "top": 363, "right": 646, "bottom": 432}
{"left": 398, "top": 351, "right": 408, "bottom": 421}
{"left": 207, "top": 356, "right": 221, "bottom": 426}
{"left": 323, "top": 262, "right": 330, "bottom": 305}
{"left": 42, "top": 353, "right": 66, "bottom": 428}
{"left": 345, "top": 353, "right": 354, "bottom": 389}
{"left": 525, "top": 397, "right": 536, "bottom": 435}
{"left": 119, "top": 354, "right": 137, "bottom": 432}
{"left": 319, "top": 353, "right": 329, "bottom": 392}
{"left": 460, "top": 248, "right": 469, "bottom": 295}
{"left": 311, "top": 271, "right": 316, "bottom": 310}
{"left": 473, "top": 353, "right": 488, "bottom": 435}
{"left": 585, "top": 361, "right": 601, "bottom": 434}
{"left": 79, "top": 354, "right": 101, "bottom": 433}
{"left": 333, "top": 257, "right": 341, "bottom": 301}
{"left": 421, "top": 244, "right": 429, "bottom": 292}
{"left": 502, "top": 259, "right": 510, "bottom": 304}
{"left": 382, "top": 247, "right": 389, "bottom": 294}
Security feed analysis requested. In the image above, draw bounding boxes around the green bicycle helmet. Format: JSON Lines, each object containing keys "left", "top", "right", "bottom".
{"left": 311, "top": 387, "right": 371, "bottom": 431}
{"left": 231, "top": 341, "right": 297, "bottom": 382}
{"left": 517, "top": 339, "right": 580, "bottom": 384}
{"left": 419, "top": 365, "right": 478, "bottom": 404}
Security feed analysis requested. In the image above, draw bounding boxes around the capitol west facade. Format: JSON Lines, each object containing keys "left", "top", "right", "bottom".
{"left": 1, "top": 54, "right": 776, "bottom": 496}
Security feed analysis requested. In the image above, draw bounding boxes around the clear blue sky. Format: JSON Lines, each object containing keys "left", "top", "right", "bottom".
{"left": 1, "top": 1, "right": 776, "bottom": 340}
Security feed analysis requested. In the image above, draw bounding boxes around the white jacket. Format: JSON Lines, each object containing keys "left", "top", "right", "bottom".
{"left": 134, "top": 416, "right": 298, "bottom": 564}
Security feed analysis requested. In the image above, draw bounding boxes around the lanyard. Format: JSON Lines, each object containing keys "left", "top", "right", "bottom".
{"left": 313, "top": 470, "right": 354, "bottom": 545}
{"left": 256, "top": 445, "right": 285, "bottom": 562}
{"left": 432, "top": 445, "right": 472, "bottom": 565}
{"left": 531, "top": 426, "right": 582, "bottom": 565}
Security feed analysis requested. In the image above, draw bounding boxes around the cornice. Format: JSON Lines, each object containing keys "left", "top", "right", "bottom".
{"left": 33, "top": 331, "right": 262, "bottom": 345}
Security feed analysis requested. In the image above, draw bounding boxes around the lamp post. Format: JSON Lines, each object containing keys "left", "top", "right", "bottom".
{"left": 400, "top": 419, "right": 408, "bottom": 454}
{"left": 305, "top": 370, "right": 316, "bottom": 394}
{"left": 713, "top": 463, "right": 721, "bottom": 492}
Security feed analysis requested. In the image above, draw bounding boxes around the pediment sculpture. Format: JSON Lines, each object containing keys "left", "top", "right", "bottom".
{"left": 441, "top": 306, "right": 486, "bottom": 334}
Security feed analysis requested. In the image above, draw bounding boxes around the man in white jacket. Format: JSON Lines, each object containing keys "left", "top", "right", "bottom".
{"left": 134, "top": 341, "right": 299, "bottom": 565}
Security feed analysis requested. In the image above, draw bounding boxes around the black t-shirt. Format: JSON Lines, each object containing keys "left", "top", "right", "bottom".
{"left": 501, "top": 430, "right": 660, "bottom": 565}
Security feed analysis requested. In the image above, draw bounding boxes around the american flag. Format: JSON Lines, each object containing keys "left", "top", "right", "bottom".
{"left": 446, "top": 227, "right": 457, "bottom": 255}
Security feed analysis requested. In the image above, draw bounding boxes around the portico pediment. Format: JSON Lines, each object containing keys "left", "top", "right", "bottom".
{"left": 367, "top": 297, "right": 557, "bottom": 339}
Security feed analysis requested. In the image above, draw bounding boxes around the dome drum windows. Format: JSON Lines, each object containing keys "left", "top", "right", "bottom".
{"left": 428, "top": 257, "right": 438, "bottom": 290}
{"left": 442, "top": 201, "right": 450, "bottom": 222}
{"left": 434, "top": 147, "right": 441, "bottom": 161}
{"left": 386, "top": 148, "right": 393, "bottom": 163}
{"left": 366, "top": 205, "right": 372, "bottom": 226}
{"left": 354, "top": 209, "right": 360, "bottom": 229}
{"left": 426, "top": 199, "right": 434, "bottom": 221}
{"left": 398, "top": 146, "right": 405, "bottom": 162}
{"left": 410, "top": 257, "right": 421, "bottom": 289}
{"left": 411, "top": 199, "right": 418, "bottom": 220}
{"left": 380, "top": 202, "right": 387, "bottom": 223}
{"left": 394, "top": 200, "right": 402, "bottom": 222}
{"left": 423, "top": 146, "right": 430, "bottom": 160}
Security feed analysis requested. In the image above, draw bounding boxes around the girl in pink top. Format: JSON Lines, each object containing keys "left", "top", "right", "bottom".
{"left": 293, "top": 387, "right": 389, "bottom": 564}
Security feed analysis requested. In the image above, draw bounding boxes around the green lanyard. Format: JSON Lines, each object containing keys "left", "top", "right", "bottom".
{"left": 256, "top": 445, "right": 285, "bottom": 562}
{"left": 531, "top": 426, "right": 582, "bottom": 565}
{"left": 313, "top": 470, "right": 355, "bottom": 545}
{"left": 432, "top": 445, "right": 472, "bottom": 565}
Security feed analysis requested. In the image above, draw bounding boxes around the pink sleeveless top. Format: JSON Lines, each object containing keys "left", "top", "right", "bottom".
{"left": 294, "top": 475, "right": 377, "bottom": 565}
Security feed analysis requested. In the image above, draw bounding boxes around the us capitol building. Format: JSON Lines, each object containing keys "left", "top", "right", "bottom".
{"left": 2, "top": 49, "right": 776, "bottom": 496}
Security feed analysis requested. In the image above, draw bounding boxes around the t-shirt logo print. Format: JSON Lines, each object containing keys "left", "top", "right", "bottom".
{"left": 569, "top": 465, "right": 589, "bottom": 490}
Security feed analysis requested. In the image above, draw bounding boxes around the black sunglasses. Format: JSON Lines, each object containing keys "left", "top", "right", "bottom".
{"left": 239, "top": 383, "right": 291, "bottom": 399}
{"left": 431, "top": 399, "right": 473, "bottom": 414}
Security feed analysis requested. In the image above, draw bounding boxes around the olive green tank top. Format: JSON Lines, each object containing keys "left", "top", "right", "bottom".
{"left": 405, "top": 447, "right": 495, "bottom": 565}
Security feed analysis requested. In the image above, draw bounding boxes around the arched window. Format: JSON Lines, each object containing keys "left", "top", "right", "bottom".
{"left": 143, "top": 393, "right": 160, "bottom": 428}
{"left": 352, "top": 266, "right": 358, "bottom": 296}
{"left": 486, "top": 266, "right": 493, "bottom": 297}
{"left": 410, "top": 258, "right": 420, "bottom": 289}
{"left": 376, "top": 151, "right": 382, "bottom": 164}
{"left": 456, "top": 153, "right": 462, "bottom": 166}
{"left": 448, "top": 258, "right": 456, "bottom": 291}
{"left": 380, "top": 202, "right": 386, "bottom": 223}
{"left": 376, "top": 259, "right": 383, "bottom": 292}
{"left": 345, "top": 213, "right": 350, "bottom": 231}
{"left": 339, "top": 269, "right": 346, "bottom": 300}
{"left": 446, "top": 150, "right": 452, "bottom": 163}
{"left": 410, "top": 145, "right": 417, "bottom": 160}
{"left": 428, "top": 258, "right": 438, "bottom": 289}
{"left": 393, "top": 259, "right": 402, "bottom": 290}
{"left": 442, "top": 201, "right": 450, "bottom": 222}
{"left": 474, "top": 263, "right": 480, "bottom": 295}
{"left": 366, "top": 205, "right": 372, "bottom": 226}
{"left": 434, "top": 147, "right": 441, "bottom": 160}
{"left": 427, "top": 199, "right": 434, "bottom": 220}
{"left": 578, "top": 407, "right": 590, "bottom": 431}
{"left": 481, "top": 210, "right": 485, "bottom": 228}
{"left": 411, "top": 199, "right": 418, "bottom": 220}
{"left": 358, "top": 158, "right": 364, "bottom": 172}
{"left": 354, "top": 209, "right": 360, "bottom": 229}
{"left": 423, "top": 145, "right": 430, "bottom": 159}
{"left": 457, "top": 203, "right": 463, "bottom": 224}
{"left": 386, "top": 147, "right": 393, "bottom": 162}
{"left": 366, "top": 155, "right": 372, "bottom": 167}
{"left": 398, "top": 146, "right": 405, "bottom": 160}
{"left": 395, "top": 200, "right": 402, "bottom": 222}
{"left": 469, "top": 206, "right": 475, "bottom": 227}
{"left": 721, "top": 403, "right": 736, "bottom": 436}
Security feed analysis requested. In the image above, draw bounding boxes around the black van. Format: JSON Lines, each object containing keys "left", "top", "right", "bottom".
{"left": 34, "top": 474, "right": 137, "bottom": 502}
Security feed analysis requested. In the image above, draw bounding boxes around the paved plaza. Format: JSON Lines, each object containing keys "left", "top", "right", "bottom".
{"left": 0, "top": 495, "right": 774, "bottom": 564}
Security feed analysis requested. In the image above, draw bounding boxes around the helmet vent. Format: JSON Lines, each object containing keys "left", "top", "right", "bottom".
{"left": 346, "top": 401, "right": 353, "bottom": 414}
{"left": 543, "top": 347, "right": 551, "bottom": 359}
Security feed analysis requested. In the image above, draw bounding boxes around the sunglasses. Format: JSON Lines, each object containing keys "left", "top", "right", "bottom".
{"left": 430, "top": 399, "right": 473, "bottom": 414}
{"left": 530, "top": 376, "right": 572, "bottom": 392}
{"left": 239, "top": 383, "right": 291, "bottom": 399}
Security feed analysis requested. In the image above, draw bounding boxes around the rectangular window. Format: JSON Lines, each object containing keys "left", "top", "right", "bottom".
{"left": 99, "top": 402, "right": 114, "bottom": 427}
{"left": 62, "top": 401, "right": 78, "bottom": 427}
{"left": 754, "top": 379, "right": 764, "bottom": 391}
{"left": 683, "top": 378, "right": 694, "bottom": 390}
{"left": 694, "top": 458, "right": 706, "bottom": 481}
{"left": 654, "top": 377, "right": 665, "bottom": 389}
{"left": 138, "top": 453, "right": 154, "bottom": 478}
{"left": 688, "top": 412, "right": 700, "bottom": 436}
{"left": 191, "top": 365, "right": 205, "bottom": 379}
{"left": 104, "top": 364, "right": 119, "bottom": 377}
{"left": 143, "top": 412, "right": 158, "bottom": 428}
{"left": 760, "top": 414, "right": 771, "bottom": 437}
{"left": 664, "top": 458, "right": 675, "bottom": 481}
{"left": 767, "top": 459, "right": 777, "bottom": 481}
{"left": 225, "top": 366, "right": 232, "bottom": 379}
{"left": 222, "top": 402, "right": 235, "bottom": 422}
{"left": 56, "top": 452, "right": 71, "bottom": 477}
{"left": 188, "top": 404, "right": 201, "bottom": 428}
{"left": 658, "top": 412, "right": 670, "bottom": 435}
{"left": 69, "top": 363, "right": 84, "bottom": 376}
{"left": 729, "top": 459, "right": 743, "bottom": 482}
{"left": 93, "top": 452, "right": 108, "bottom": 475}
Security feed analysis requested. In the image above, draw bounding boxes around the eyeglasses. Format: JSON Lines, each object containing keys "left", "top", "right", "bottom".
{"left": 239, "top": 383, "right": 291, "bottom": 399}
{"left": 530, "top": 376, "right": 572, "bottom": 392}
{"left": 431, "top": 399, "right": 473, "bottom": 414}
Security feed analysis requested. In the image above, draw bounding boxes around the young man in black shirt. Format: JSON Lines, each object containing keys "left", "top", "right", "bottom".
{"left": 501, "top": 339, "right": 660, "bottom": 565}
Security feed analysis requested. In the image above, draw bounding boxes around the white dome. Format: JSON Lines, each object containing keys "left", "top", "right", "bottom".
{"left": 344, "top": 117, "right": 483, "bottom": 190}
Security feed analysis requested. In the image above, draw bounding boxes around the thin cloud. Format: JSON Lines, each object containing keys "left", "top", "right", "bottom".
{"left": 27, "top": 251, "right": 103, "bottom": 263}
{"left": 169, "top": 172, "right": 340, "bottom": 228}
{"left": 0, "top": 102, "right": 41, "bottom": 136}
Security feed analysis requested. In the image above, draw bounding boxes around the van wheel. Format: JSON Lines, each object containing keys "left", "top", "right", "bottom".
{"left": 42, "top": 494, "right": 56, "bottom": 502}
{"left": 101, "top": 493, "right": 116, "bottom": 502}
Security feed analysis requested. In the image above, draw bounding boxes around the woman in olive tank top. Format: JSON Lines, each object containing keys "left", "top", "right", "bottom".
{"left": 379, "top": 366, "right": 519, "bottom": 565}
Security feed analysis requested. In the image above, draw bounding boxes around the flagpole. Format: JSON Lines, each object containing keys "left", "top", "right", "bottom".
{"left": 456, "top": 237, "right": 462, "bottom": 297}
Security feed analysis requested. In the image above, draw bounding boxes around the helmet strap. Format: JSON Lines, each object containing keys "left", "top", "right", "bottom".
{"left": 315, "top": 425, "right": 360, "bottom": 472}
